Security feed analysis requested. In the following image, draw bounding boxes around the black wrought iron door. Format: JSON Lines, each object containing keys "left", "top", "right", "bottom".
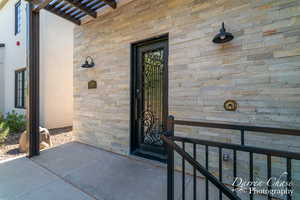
{"left": 131, "top": 35, "right": 168, "bottom": 161}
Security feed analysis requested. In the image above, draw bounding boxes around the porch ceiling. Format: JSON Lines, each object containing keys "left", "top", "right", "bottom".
{"left": 31, "top": 0, "right": 117, "bottom": 25}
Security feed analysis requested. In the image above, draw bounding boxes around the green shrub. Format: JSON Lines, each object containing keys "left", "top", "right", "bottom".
{"left": 0, "top": 121, "right": 9, "bottom": 144}
{"left": 0, "top": 112, "right": 4, "bottom": 122}
{"left": 5, "top": 111, "right": 26, "bottom": 133}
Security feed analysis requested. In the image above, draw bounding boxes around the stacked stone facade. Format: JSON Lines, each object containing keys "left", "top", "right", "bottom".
{"left": 74, "top": 0, "right": 300, "bottom": 196}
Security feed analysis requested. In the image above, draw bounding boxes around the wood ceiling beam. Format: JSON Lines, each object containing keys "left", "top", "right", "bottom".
{"left": 45, "top": 3, "right": 81, "bottom": 25}
{"left": 83, "top": 0, "right": 101, "bottom": 8}
{"left": 81, "top": 0, "right": 97, "bottom": 6}
{"left": 52, "top": 1, "right": 66, "bottom": 10}
{"left": 64, "top": 0, "right": 97, "bottom": 18}
{"left": 92, "top": 3, "right": 106, "bottom": 11}
{"left": 32, "top": 0, "right": 53, "bottom": 12}
{"left": 101, "top": 0, "right": 116, "bottom": 9}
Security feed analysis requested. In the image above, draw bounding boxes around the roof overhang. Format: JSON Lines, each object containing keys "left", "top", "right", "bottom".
{"left": 27, "top": 0, "right": 118, "bottom": 25}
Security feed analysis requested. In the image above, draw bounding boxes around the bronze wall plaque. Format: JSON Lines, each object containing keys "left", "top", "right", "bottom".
{"left": 224, "top": 100, "right": 238, "bottom": 111}
{"left": 88, "top": 80, "right": 97, "bottom": 89}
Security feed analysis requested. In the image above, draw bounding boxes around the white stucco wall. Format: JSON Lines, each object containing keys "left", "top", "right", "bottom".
{"left": 0, "top": 45, "right": 4, "bottom": 113}
{"left": 40, "top": 10, "right": 74, "bottom": 129}
{"left": 0, "top": 0, "right": 27, "bottom": 116}
{"left": 0, "top": 0, "right": 74, "bottom": 129}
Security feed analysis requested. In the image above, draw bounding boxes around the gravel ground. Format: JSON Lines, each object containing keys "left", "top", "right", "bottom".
{"left": 0, "top": 127, "right": 74, "bottom": 161}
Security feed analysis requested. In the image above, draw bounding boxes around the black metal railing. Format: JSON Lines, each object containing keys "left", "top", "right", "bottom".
{"left": 162, "top": 116, "right": 300, "bottom": 200}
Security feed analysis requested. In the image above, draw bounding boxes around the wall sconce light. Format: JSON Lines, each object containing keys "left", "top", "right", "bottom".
{"left": 224, "top": 100, "right": 238, "bottom": 111}
{"left": 212, "top": 22, "right": 234, "bottom": 44}
{"left": 81, "top": 56, "right": 95, "bottom": 68}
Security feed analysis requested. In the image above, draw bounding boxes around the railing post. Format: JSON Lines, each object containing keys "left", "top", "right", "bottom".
{"left": 166, "top": 115, "right": 174, "bottom": 200}
{"left": 167, "top": 140, "right": 174, "bottom": 200}
{"left": 240, "top": 129, "right": 245, "bottom": 146}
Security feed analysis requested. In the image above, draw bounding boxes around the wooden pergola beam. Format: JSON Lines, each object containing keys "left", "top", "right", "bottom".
{"left": 82, "top": 0, "right": 97, "bottom": 6}
{"left": 32, "top": 0, "right": 53, "bottom": 12}
{"left": 101, "top": 0, "right": 116, "bottom": 9}
{"left": 91, "top": 3, "right": 106, "bottom": 11}
{"left": 64, "top": 0, "right": 97, "bottom": 18}
{"left": 45, "top": 3, "right": 81, "bottom": 25}
{"left": 27, "top": 0, "right": 118, "bottom": 26}
{"left": 83, "top": 0, "right": 102, "bottom": 9}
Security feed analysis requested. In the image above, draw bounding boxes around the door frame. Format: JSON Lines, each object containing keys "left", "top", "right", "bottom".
{"left": 130, "top": 34, "right": 169, "bottom": 161}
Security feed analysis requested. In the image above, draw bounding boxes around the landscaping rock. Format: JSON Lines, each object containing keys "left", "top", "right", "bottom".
{"left": 19, "top": 127, "right": 52, "bottom": 153}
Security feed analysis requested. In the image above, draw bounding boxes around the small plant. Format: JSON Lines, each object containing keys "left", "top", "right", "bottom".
{"left": 0, "top": 112, "right": 4, "bottom": 122}
{"left": 5, "top": 111, "right": 26, "bottom": 133}
{"left": 0, "top": 121, "right": 9, "bottom": 144}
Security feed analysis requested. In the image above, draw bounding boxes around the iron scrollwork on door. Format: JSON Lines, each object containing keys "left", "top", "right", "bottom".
{"left": 140, "top": 48, "right": 165, "bottom": 146}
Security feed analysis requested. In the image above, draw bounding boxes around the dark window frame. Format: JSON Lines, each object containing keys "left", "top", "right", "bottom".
{"left": 15, "top": 68, "right": 26, "bottom": 109}
{"left": 15, "top": 1, "right": 21, "bottom": 35}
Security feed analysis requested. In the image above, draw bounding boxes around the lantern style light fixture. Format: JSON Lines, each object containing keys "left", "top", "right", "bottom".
{"left": 81, "top": 56, "right": 95, "bottom": 68}
{"left": 212, "top": 22, "right": 234, "bottom": 44}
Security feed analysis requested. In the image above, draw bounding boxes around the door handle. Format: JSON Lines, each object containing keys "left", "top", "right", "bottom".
{"left": 136, "top": 89, "right": 140, "bottom": 98}
{"left": 135, "top": 89, "right": 139, "bottom": 120}
{"left": 135, "top": 103, "right": 138, "bottom": 120}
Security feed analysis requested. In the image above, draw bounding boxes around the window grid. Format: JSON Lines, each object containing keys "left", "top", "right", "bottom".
{"left": 15, "top": 69, "right": 26, "bottom": 109}
{"left": 15, "top": 1, "right": 21, "bottom": 35}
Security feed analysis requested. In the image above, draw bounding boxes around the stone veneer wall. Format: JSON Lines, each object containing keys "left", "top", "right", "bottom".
{"left": 74, "top": 0, "right": 300, "bottom": 196}
{"left": 74, "top": 0, "right": 300, "bottom": 154}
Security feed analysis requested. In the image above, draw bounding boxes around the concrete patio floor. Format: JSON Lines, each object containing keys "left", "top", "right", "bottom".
{"left": 0, "top": 141, "right": 267, "bottom": 200}
{"left": 0, "top": 142, "right": 188, "bottom": 200}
